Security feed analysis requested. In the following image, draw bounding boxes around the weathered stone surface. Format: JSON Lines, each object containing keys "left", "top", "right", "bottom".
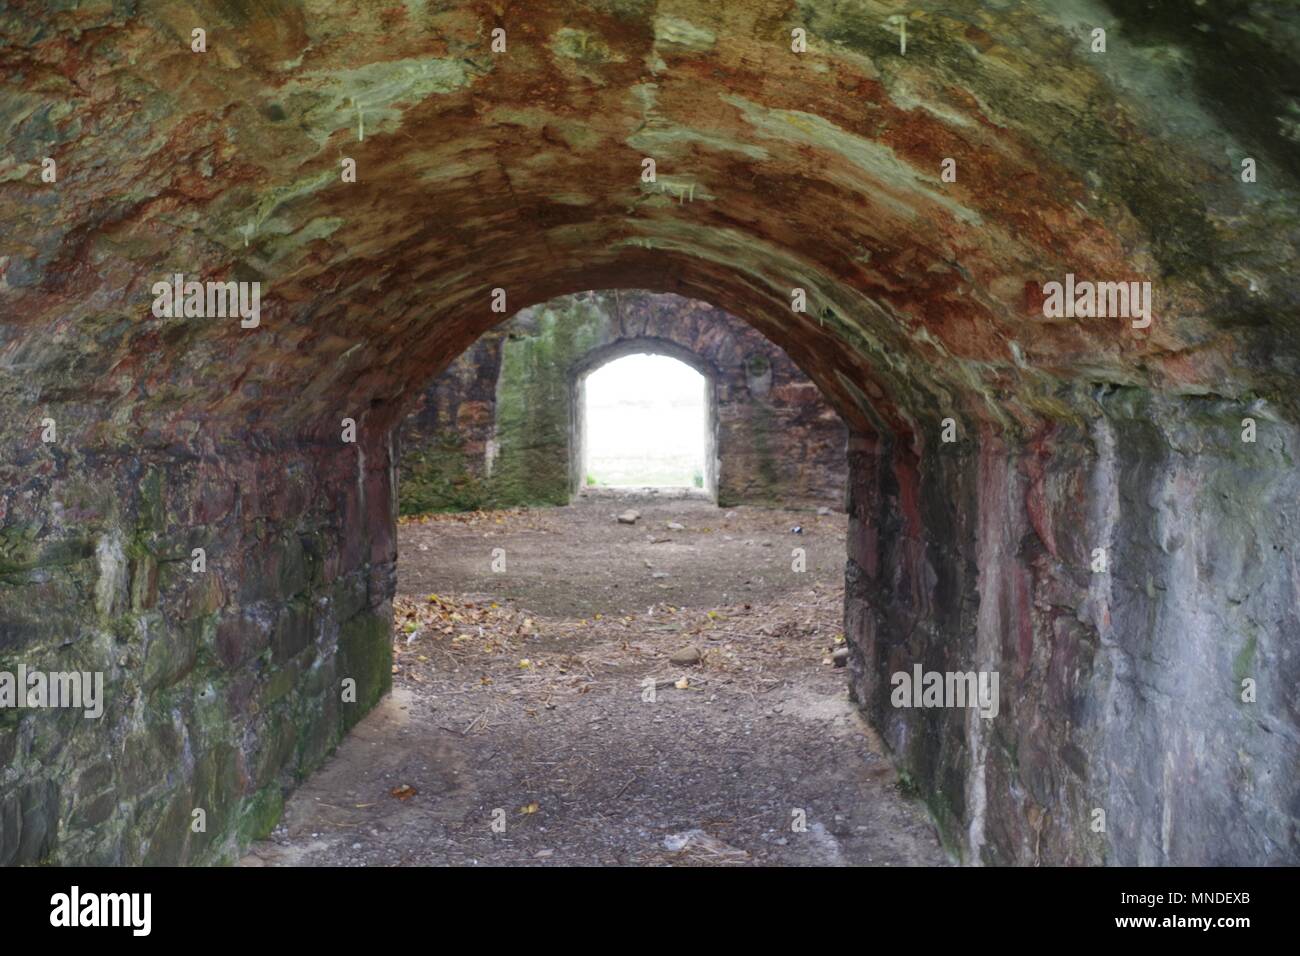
{"left": 399, "top": 291, "right": 848, "bottom": 511}
{"left": 846, "top": 397, "right": 1300, "bottom": 864}
{"left": 0, "top": 1, "right": 1297, "bottom": 865}
{"left": 0, "top": 442, "right": 394, "bottom": 864}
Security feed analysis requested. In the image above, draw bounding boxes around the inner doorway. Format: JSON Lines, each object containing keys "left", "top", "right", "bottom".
{"left": 580, "top": 352, "right": 710, "bottom": 492}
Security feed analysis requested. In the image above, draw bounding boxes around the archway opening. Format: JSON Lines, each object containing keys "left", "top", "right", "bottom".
{"left": 236, "top": 289, "right": 946, "bottom": 868}
{"left": 579, "top": 353, "right": 711, "bottom": 494}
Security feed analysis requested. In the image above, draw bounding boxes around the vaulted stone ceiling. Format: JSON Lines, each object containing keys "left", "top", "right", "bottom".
{"left": 3, "top": 1, "right": 1299, "bottom": 867}
{"left": 3, "top": 0, "right": 1296, "bottom": 445}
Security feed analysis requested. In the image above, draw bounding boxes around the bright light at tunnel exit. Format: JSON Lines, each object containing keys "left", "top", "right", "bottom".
{"left": 583, "top": 353, "right": 707, "bottom": 488}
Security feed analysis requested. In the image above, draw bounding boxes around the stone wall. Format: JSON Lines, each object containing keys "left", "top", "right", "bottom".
{"left": 845, "top": 397, "right": 1300, "bottom": 864}
{"left": 0, "top": 434, "right": 394, "bottom": 864}
{"left": 397, "top": 291, "right": 848, "bottom": 513}
{"left": 397, "top": 334, "right": 506, "bottom": 514}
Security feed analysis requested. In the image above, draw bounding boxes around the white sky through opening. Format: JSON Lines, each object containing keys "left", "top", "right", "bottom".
{"left": 583, "top": 353, "right": 706, "bottom": 488}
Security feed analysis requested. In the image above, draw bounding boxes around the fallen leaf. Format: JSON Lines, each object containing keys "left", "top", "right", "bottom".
{"left": 390, "top": 785, "right": 418, "bottom": 801}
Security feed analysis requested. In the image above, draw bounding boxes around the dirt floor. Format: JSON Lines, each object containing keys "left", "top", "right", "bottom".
{"left": 242, "top": 497, "right": 949, "bottom": 867}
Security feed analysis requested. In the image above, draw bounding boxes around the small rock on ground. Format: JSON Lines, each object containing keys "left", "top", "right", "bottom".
{"left": 670, "top": 646, "right": 703, "bottom": 665}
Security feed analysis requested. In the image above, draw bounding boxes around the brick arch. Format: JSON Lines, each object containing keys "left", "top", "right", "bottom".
{"left": 1, "top": 0, "right": 1297, "bottom": 866}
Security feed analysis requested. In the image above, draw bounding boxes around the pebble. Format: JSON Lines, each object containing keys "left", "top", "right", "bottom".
{"left": 670, "top": 646, "right": 702, "bottom": 665}
{"left": 617, "top": 510, "right": 640, "bottom": 524}
{"left": 663, "top": 833, "right": 691, "bottom": 852}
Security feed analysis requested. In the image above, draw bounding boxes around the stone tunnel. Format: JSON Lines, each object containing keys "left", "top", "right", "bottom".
{"left": 1, "top": 1, "right": 1298, "bottom": 866}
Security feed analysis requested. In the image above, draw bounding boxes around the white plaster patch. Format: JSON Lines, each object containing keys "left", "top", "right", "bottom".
{"left": 720, "top": 93, "right": 983, "bottom": 226}
{"left": 278, "top": 58, "right": 479, "bottom": 146}
{"left": 654, "top": 16, "right": 716, "bottom": 52}
{"left": 94, "top": 531, "right": 128, "bottom": 618}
